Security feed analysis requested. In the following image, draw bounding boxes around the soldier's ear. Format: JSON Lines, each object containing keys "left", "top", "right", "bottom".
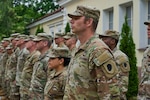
{"left": 43, "top": 41, "right": 48, "bottom": 46}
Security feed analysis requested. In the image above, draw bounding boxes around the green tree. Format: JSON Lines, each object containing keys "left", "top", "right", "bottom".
{"left": 0, "top": 0, "right": 14, "bottom": 39}
{"left": 65, "top": 22, "right": 71, "bottom": 34}
{"left": 36, "top": 25, "right": 44, "bottom": 35}
{"left": 0, "top": 0, "right": 59, "bottom": 38}
{"left": 119, "top": 16, "right": 138, "bottom": 100}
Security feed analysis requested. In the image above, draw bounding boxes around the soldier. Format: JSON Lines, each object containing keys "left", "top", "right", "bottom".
{"left": 0, "top": 38, "right": 10, "bottom": 98}
{"left": 139, "top": 20, "right": 150, "bottom": 100}
{"left": 99, "top": 30, "right": 130, "bottom": 100}
{"left": 15, "top": 35, "right": 30, "bottom": 99}
{"left": 63, "top": 32, "right": 77, "bottom": 57}
{"left": 20, "top": 35, "right": 41, "bottom": 100}
{"left": 4, "top": 44, "right": 14, "bottom": 99}
{"left": 44, "top": 47, "right": 70, "bottom": 100}
{"left": 54, "top": 32, "right": 67, "bottom": 47}
{"left": 63, "top": 5, "right": 118, "bottom": 99}
{"left": 29, "top": 33, "right": 53, "bottom": 100}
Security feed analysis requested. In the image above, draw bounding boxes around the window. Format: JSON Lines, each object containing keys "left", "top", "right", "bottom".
{"left": 56, "top": 23, "right": 63, "bottom": 32}
{"left": 126, "top": 6, "right": 132, "bottom": 29}
{"left": 148, "top": 0, "right": 150, "bottom": 44}
{"left": 109, "top": 10, "right": 113, "bottom": 29}
{"left": 49, "top": 26, "right": 54, "bottom": 37}
{"left": 103, "top": 8, "right": 113, "bottom": 32}
{"left": 148, "top": 0, "right": 150, "bottom": 20}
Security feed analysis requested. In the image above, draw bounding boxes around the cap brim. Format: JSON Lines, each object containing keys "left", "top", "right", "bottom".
{"left": 68, "top": 14, "right": 82, "bottom": 18}
{"left": 33, "top": 38, "right": 42, "bottom": 41}
{"left": 144, "top": 22, "right": 150, "bottom": 25}
{"left": 99, "top": 35, "right": 109, "bottom": 38}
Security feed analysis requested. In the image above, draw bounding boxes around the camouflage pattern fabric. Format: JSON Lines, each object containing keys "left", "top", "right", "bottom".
{"left": 63, "top": 36, "right": 118, "bottom": 100}
{"left": 112, "top": 48, "right": 130, "bottom": 100}
{"left": 29, "top": 51, "right": 49, "bottom": 100}
{"left": 20, "top": 50, "right": 40, "bottom": 100}
{"left": 0, "top": 53, "right": 4, "bottom": 87}
{"left": 139, "top": 47, "right": 150, "bottom": 100}
{"left": 1, "top": 52, "right": 8, "bottom": 93}
{"left": 44, "top": 68, "right": 67, "bottom": 100}
{"left": 9, "top": 47, "right": 20, "bottom": 100}
{"left": 15, "top": 48, "right": 29, "bottom": 86}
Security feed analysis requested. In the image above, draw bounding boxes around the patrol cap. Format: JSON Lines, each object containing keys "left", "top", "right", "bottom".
{"left": 24, "top": 35, "right": 35, "bottom": 41}
{"left": 18, "top": 34, "right": 28, "bottom": 39}
{"left": 10, "top": 33, "right": 20, "bottom": 38}
{"left": 2, "top": 38, "right": 11, "bottom": 42}
{"left": 48, "top": 47, "right": 70, "bottom": 58}
{"left": 55, "top": 32, "right": 65, "bottom": 38}
{"left": 63, "top": 32, "right": 76, "bottom": 39}
{"left": 68, "top": 5, "right": 100, "bottom": 21}
{"left": 144, "top": 20, "right": 150, "bottom": 25}
{"left": 33, "top": 33, "right": 52, "bottom": 41}
{"left": 99, "top": 30, "right": 120, "bottom": 40}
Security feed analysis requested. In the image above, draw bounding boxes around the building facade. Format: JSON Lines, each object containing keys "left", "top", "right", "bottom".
{"left": 27, "top": 0, "right": 150, "bottom": 67}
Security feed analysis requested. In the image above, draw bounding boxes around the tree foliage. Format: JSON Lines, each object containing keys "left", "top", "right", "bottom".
{"left": 0, "top": 0, "right": 14, "bottom": 38}
{"left": 65, "top": 22, "right": 71, "bottom": 34}
{"left": 0, "top": 0, "right": 59, "bottom": 40}
{"left": 36, "top": 25, "right": 44, "bottom": 35}
{"left": 119, "top": 16, "right": 138, "bottom": 99}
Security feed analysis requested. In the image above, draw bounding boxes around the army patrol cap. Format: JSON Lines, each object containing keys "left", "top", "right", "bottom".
{"left": 24, "top": 35, "right": 35, "bottom": 41}
{"left": 144, "top": 20, "right": 150, "bottom": 25}
{"left": 10, "top": 33, "right": 20, "bottom": 38}
{"left": 99, "top": 30, "right": 120, "bottom": 40}
{"left": 2, "top": 38, "right": 11, "bottom": 42}
{"left": 55, "top": 32, "right": 65, "bottom": 38}
{"left": 68, "top": 5, "right": 100, "bottom": 21}
{"left": 33, "top": 33, "right": 52, "bottom": 41}
{"left": 63, "top": 32, "right": 76, "bottom": 39}
{"left": 48, "top": 47, "right": 70, "bottom": 58}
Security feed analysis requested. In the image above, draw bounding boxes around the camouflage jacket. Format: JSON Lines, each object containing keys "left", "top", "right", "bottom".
{"left": 63, "top": 36, "right": 118, "bottom": 100}
{"left": 44, "top": 68, "right": 67, "bottom": 100}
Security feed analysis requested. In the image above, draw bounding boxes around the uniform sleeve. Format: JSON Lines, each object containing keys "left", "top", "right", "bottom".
{"left": 92, "top": 48, "right": 119, "bottom": 99}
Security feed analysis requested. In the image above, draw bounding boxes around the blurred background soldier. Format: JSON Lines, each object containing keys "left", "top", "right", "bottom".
{"left": 15, "top": 35, "right": 30, "bottom": 99}
{"left": 20, "top": 35, "right": 41, "bottom": 100}
{"left": 0, "top": 38, "right": 10, "bottom": 99}
{"left": 99, "top": 30, "right": 130, "bottom": 100}
{"left": 29, "top": 33, "right": 53, "bottom": 100}
{"left": 139, "top": 20, "right": 150, "bottom": 100}
{"left": 4, "top": 44, "right": 14, "bottom": 99}
{"left": 54, "top": 32, "right": 67, "bottom": 48}
{"left": 44, "top": 47, "right": 70, "bottom": 100}
{"left": 63, "top": 32, "right": 77, "bottom": 57}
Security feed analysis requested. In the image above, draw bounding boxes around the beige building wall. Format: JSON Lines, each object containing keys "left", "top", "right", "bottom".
{"left": 28, "top": 0, "right": 149, "bottom": 67}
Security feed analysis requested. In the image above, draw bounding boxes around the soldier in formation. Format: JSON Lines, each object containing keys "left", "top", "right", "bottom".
{"left": 0, "top": 5, "right": 135, "bottom": 100}
{"left": 139, "top": 20, "right": 150, "bottom": 100}
{"left": 99, "top": 30, "right": 130, "bottom": 100}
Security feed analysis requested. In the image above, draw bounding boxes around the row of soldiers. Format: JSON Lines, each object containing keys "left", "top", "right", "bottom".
{"left": 0, "top": 5, "right": 131, "bottom": 100}
{"left": 0, "top": 30, "right": 130, "bottom": 100}
{"left": 0, "top": 32, "right": 74, "bottom": 100}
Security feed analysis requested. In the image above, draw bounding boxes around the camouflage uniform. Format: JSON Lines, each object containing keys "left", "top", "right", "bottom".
{"left": 15, "top": 47, "right": 29, "bottom": 99}
{"left": 139, "top": 47, "right": 150, "bottom": 100}
{"left": 63, "top": 36, "right": 118, "bottom": 100}
{"left": 20, "top": 50, "right": 41, "bottom": 100}
{"left": 44, "top": 68, "right": 67, "bottom": 100}
{"left": 1, "top": 52, "right": 8, "bottom": 93}
{"left": 44, "top": 47, "right": 70, "bottom": 100}
{"left": 29, "top": 51, "right": 49, "bottom": 100}
{"left": 5, "top": 54, "right": 12, "bottom": 98}
{"left": 113, "top": 48, "right": 130, "bottom": 100}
